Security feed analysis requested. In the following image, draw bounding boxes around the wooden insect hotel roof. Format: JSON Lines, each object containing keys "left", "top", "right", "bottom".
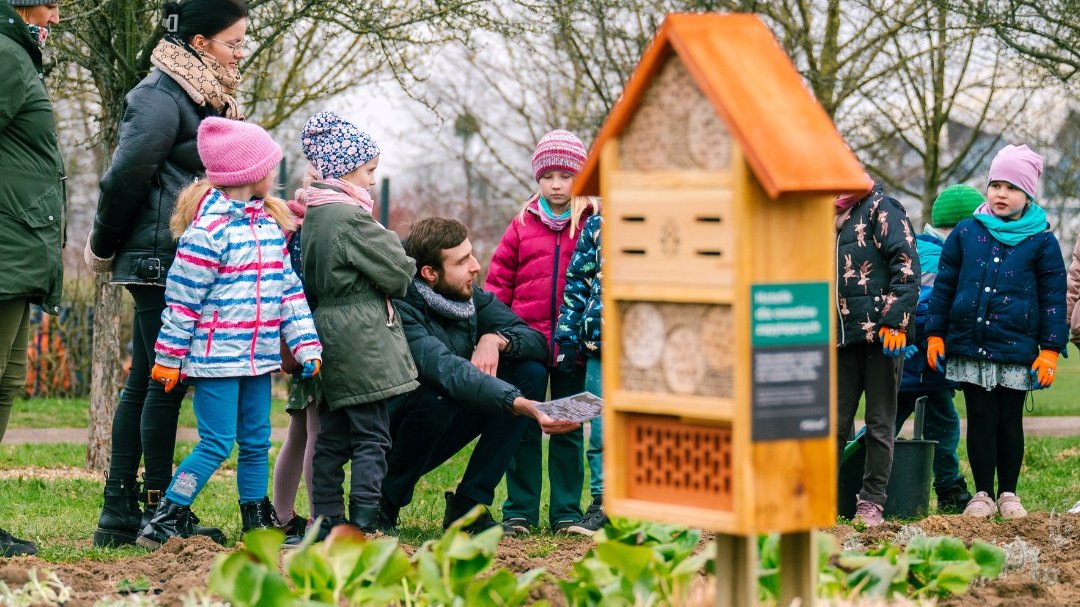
{"left": 574, "top": 13, "right": 868, "bottom": 199}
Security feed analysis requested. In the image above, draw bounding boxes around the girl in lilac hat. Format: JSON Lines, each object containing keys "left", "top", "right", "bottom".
{"left": 926, "top": 144, "right": 1067, "bottom": 520}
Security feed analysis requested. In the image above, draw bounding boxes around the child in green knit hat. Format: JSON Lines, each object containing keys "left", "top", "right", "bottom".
{"left": 896, "top": 183, "right": 983, "bottom": 513}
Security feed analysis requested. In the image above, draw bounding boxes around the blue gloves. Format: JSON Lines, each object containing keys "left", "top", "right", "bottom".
{"left": 301, "top": 359, "right": 321, "bottom": 379}
{"left": 904, "top": 344, "right": 919, "bottom": 360}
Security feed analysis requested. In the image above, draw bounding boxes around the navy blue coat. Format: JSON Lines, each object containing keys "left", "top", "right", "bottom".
{"left": 926, "top": 218, "right": 1067, "bottom": 365}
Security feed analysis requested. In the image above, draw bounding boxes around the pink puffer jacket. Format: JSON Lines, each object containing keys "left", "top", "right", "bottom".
{"left": 486, "top": 201, "right": 594, "bottom": 366}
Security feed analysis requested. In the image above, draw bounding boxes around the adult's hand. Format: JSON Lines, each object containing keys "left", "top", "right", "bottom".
{"left": 471, "top": 333, "right": 505, "bottom": 377}
{"left": 512, "top": 397, "right": 580, "bottom": 435}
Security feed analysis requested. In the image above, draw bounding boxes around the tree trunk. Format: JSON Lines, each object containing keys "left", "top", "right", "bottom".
{"left": 85, "top": 274, "right": 124, "bottom": 472}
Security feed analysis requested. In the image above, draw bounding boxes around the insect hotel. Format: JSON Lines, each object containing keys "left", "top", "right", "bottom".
{"left": 573, "top": 13, "right": 869, "bottom": 606}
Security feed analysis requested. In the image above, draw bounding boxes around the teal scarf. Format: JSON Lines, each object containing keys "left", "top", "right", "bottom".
{"left": 973, "top": 201, "right": 1048, "bottom": 246}
{"left": 536, "top": 196, "right": 571, "bottom": 231}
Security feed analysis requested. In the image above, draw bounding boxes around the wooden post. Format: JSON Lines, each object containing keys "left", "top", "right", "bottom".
{"left": 780, "top": 531, "right": 817, "bottom": 607}
{"left": 715, "top": 533, "right": 756, "bottom": 607}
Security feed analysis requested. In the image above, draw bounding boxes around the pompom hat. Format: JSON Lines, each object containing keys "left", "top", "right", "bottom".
{"left": 987, "top": 144, "right": 1044, "bottom": 201}
{"left": 197, "top": 117, "right": 282, "bottom": 187}
{"left": 300, "top": 111, "right": 380, "bottom": 180}
{"left": 531, "top": 129, "right": 587, "bottom": 181}
{"left": 931, "top": 184, "right": 984, "bottom": 229}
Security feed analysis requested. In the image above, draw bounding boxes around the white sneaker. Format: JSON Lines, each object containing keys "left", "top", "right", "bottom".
{"left": 1069, "top": 500, "right": 1080, "bottom": 514}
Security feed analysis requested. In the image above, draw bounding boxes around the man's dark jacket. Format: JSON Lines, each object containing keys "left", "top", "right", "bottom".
{"left": 395, "top": 282, "right": 547, "bottom": 414}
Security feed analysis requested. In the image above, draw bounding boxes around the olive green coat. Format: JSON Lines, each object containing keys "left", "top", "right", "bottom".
{"left": 0, "top": 3, "right": 65, "bottom": 313}
{"left": 301, "top": 190, "right": 418, "bottom": 409}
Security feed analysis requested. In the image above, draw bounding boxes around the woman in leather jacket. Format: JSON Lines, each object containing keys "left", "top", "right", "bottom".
{"left": 84, "top": 0, "right": 250, "bottom": 548}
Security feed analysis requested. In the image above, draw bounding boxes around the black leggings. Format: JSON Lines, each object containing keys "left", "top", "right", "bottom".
{"left": 107, "top": 285, "right": 188, "bottom": 492}
{"left": 961, "top": 384, "right": 1025, "bottom": 496}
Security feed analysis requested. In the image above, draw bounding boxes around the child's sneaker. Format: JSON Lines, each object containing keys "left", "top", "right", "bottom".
{"left": 552, "top": 519, "right": 576, "bottom": 534}
{"left": 962, "top": 491, "right": 996, "bottom": 518}
{"left": 501, "top": 517, "right": 532, "bottom": 538}
{"left": 1070, "top": 500, "right": 1080, "bottom": 514}
{"left": 854, "top": 497, "right": 884, "bottom": 527}
{"left": 566, "top": 497, "right": 608, "bottom": 537}
{"left": 996, "top": 492, "right": 1027, "bottom": 519}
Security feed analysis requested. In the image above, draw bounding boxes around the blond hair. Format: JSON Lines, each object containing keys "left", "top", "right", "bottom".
{"left": 171, "top": 180, "right": 295, "bottom": 239}
{"left": 517, "top": 193, "right": 599, "bottom": 237}
{"left": 13, "top": 7, "right": 33, "bottom": 21}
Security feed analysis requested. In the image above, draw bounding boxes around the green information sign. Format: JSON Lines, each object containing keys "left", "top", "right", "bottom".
{"left": 751, "top": 282, "right": 830, "bottom": 346}
{"left": 751, "top": 282, "right": 831, "bottom": 442}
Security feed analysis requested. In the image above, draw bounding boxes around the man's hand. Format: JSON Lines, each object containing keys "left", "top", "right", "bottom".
{"left": 512, "top": 397, "right": 580, "bottom": 435}
{"left": 471, "top": 333, "right": 506, "bottom": 377}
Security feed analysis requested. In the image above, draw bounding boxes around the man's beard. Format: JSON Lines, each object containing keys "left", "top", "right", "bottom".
{"left": 433, "top": 275, "right": 472, "bottom": 302}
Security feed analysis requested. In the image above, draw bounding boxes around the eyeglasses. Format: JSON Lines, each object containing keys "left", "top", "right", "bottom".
{"left": 208, "top": 38, "right": 249, "bottom": 56}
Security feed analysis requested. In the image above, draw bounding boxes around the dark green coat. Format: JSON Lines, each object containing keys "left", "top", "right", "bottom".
{"left": 395, "top": 283, "right": 548, "bottom": 415}
{"left": 0, "top": 3, "right": 64, "bottom": 314}
{"left": 301, "top": 193, "right": 418, "bottom": 409}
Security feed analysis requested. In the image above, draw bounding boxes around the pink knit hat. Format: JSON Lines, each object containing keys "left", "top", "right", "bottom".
{"left": 987, "top": 144, "right": 1043, "bottom": 201}
{"left": 197, "top": 117, "right": 283, "bottom": 187}
{"left": 531, "top": 130, "right": 587, "bottom": 181}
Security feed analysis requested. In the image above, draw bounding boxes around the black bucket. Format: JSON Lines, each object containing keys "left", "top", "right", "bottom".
{"left": 837, "top": 397, "right": 936, "bottom": 519}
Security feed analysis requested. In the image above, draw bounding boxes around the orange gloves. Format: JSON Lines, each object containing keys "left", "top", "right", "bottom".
{"left": 301, "top": 359, "right": 321, "bottom": 379}
{"left": 1030, "top": 350, "right": 1059, "bottom": 389}
{"left": 878, "top": 327, "right": 907, "bottom": 357}
{"left": 151, "top": 363, "right": 181, "bottom": 393}
{"left": 926, "top": 336, "right": 946, "bottom": 371}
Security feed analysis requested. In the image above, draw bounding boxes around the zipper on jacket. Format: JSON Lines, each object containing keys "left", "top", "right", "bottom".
{"left": 249, "top": 210, "right": 263, "bottom": 375}
{"left": 550, "top": 232, "right": 562, "bottom": 366}
{"left": 835, "top": 231, "right": 846, "bottom": 345}
{"left": 205, "top": 310, "right": 218, "bottom": 356}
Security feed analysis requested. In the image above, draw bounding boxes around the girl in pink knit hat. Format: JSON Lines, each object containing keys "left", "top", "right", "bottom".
{"left": 136, "top": 117, "right": 323, "bottom": 549}
{"left": 926, "top": 143, "right": 1067, "bottom": 520}
{"left": 486, "top": 129, "right": 600, "bottom": 537}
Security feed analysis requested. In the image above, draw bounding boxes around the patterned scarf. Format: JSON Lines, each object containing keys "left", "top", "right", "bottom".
{"left": 531, "top": 196, "right": 571, "bottom": 231}
{"left": 26, "top": 24, "right": 47, "bottom": 49}
{"left": 413, "top": 279, "right": 475, "bottom": 320}
{"left": 150, "top": 37, "right": 244, "bottom": 120}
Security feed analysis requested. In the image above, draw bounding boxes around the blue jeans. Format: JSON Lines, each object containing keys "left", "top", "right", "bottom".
{"left": 165, "top": 374, "right": 272, "bottom": 505}
{"left": 895, "top": 389, "right": 963, "bottom": 492}
{"left": 584, "top": 358, "right": 603, "bottom": 498}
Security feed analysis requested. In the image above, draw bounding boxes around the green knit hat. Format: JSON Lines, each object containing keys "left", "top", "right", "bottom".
{"left": 931, "top": 184, "right": 984, "bottom": 228}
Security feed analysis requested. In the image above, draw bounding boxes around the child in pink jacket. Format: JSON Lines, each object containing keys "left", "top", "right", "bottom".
{"left": 486, "top": 129, "right": 599, "bottom": 536}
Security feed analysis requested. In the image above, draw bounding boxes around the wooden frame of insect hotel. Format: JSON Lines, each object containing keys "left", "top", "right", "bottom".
{"left": 573, "top": 13, "right": 870, "bottom": 606}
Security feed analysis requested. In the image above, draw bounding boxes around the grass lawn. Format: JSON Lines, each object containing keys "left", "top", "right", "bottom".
{"left": 8, "top": 396, "right": 292, "bottom": 429}
{"left": 0, "top": 435, "right": 574, "bottom": 563}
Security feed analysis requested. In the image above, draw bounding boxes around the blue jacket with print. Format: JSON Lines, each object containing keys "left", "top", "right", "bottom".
{"left": 554, "top": 214, "right": 602, "bottom": 358}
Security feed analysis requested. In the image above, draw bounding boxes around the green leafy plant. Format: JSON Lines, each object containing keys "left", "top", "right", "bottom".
{"left": 558, "top": 517, "right": 713, "bottom": 606}
{"left": 207, "top": 508, "right": 546, "bottom": 607}
{"left": 116, "top": 576, "right": 152, "bottom": 594}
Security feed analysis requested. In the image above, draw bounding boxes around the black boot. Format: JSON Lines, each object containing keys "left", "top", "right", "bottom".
{"left": 277, "top": 513, "right": 310, "bottom": 546}
{"left": 93, "top": 476, "right": 141, "bottom": 547}
{"left": 0, "top": 527, "right": 37, "bottom": 557}
{"left": 239, "top": 497, "right": 277, "bottom": 535}
{"left": 136, "top": 497, "right": 196, "bottom": 551}
{"left": 349, "top": 500, "right": 380, "bottom": 534}
{"left": 937, "top": 479, "right": 973, "bottom": 513}
{"left": 375, "top": 499, "right": 400, "bottom": 536}
{"left": 312, "top": 514, "right": 351, "bottom": 542}
{"left": 142, "top": 488, "right": 226, "bottom": 546}
{"left": 442, "top": 491, "right": 497, "bottom": 535}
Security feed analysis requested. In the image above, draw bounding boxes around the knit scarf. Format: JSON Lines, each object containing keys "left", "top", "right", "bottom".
{"left": 150, "top": 37, "right": 244, "bottom": 120}
{"left": 531, "top": 196, "right": 571, "bottom": 231}
{"left": 298, "top": 178, "right": 375, "bottom": 215}
{"left": 413, "top": 279, "right": 475, "bottom": 319}
{"left": 973, "top": 201, "right": 1048, "bottom": 246}
{"left": 26, "top": 24, "right": 47, "bottom": 49}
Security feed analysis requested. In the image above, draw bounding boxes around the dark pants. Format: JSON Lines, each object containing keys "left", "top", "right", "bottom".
{"left": 961, "top": 384, "right": 1026, "bottom": 496}
{"left": 0, "top": 297, "right": 29, "bottom": 445}
{"left": 896, "top": 389, "right": 963, "bottom": 493}
{"left": 108, "top": 285, "right": 189, "bottom": 492}
{"left": 381, "top": 360, "right": 546, "bottom": 509}
{"left": 837, "top": 343, "right": 901, "bottom": 507}
{"left": 503, "top": 365, "right": 586, "bottom": 527}
{"left": 311, "top": 399, "right": 391, "bottom": 516}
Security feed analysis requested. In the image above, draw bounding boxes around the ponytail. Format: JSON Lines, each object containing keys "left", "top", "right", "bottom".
{"left": 162, "top": 0, "right": 249, "bottom": 44}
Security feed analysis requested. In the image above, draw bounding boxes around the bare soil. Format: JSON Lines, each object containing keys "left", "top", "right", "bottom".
{"left": 1, "top": 513, "right": 1078, "bottom": 605}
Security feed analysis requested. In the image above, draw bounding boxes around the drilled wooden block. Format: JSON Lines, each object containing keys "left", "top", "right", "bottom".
{"left": 620, "top": 302, "right": 734, "bottom": 397}
{"left": 625, "top": 413, "right": 734, "bottom": 510}
{"left": 619, "top": 57, "right": 732, "bottom": 172}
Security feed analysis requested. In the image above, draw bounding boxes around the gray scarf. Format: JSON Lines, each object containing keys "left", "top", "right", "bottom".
{"left": 414, "top": 279, "right": 474, "bottom": 320}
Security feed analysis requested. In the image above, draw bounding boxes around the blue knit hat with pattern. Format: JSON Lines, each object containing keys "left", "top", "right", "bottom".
{"left": 300, "top": 111, "right": 380, "bottom": 180}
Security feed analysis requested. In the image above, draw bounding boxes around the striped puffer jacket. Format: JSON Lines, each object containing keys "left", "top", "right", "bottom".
{"left": 154, "top": 188, "right": 321, "bottom": 377}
